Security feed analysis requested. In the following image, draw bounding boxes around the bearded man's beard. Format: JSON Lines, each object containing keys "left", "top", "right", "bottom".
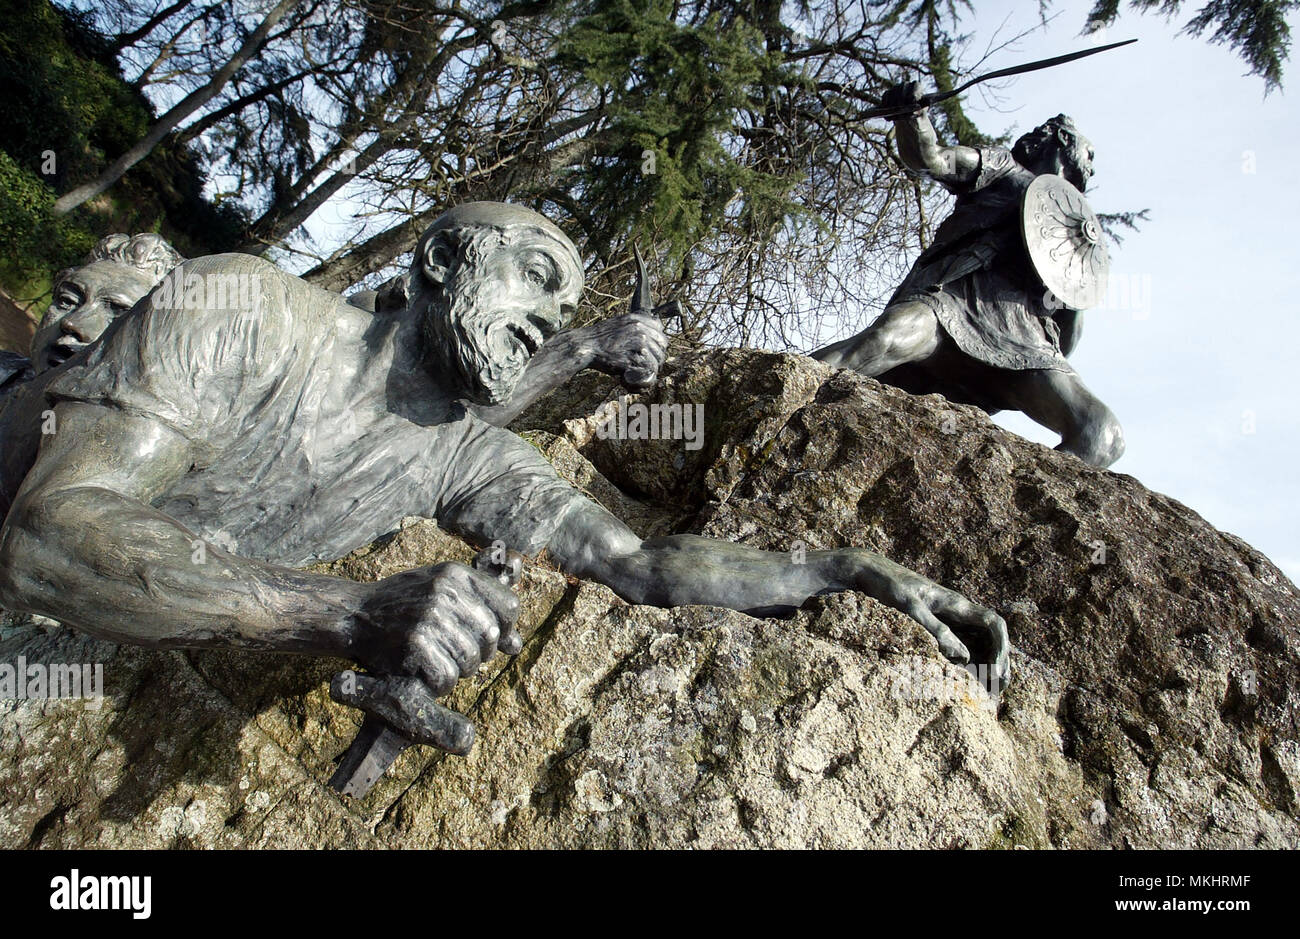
{"left": 1064, "top": 160, "right": 1088, "bottom": 192}
{"left": 422, "top": 276, "right": 529, "bottom": 406}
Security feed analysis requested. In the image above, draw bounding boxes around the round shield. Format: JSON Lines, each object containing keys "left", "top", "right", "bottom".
{"left": 1021, "top": 174, "right": 1109, "bottom": 310}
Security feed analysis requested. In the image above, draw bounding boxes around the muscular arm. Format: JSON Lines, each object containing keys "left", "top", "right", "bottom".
{"left": 0, "top": 402, "right": 365, "bottom": 656}
{"left": 893, "top": 111, "right": 981, "bottom": 189}
{"left": 546, "top": 497, "right": 1010, "bottom": 682}
{"left": 468, "top": 311, "right": 669, "bottom": 428}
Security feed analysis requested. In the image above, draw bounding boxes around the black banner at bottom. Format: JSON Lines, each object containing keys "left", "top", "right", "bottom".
{"left": 0, "top": 848, "right": 1283, "bottom": 927}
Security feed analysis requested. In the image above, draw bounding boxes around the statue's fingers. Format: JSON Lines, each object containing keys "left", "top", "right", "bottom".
{"left": 930, "top": 588, "right": 999, "bottom": 629}
{"left": 625, "top": 333, "right": 666, "bottom": 363}
{"left": 464, "top": 556, "right": 523, "bottom": 654}
{"left": 632, "top": 313, "right": 667, "bottom": 341}
{"left": 638, "top": 343, "right": 668, "bottom": 367}
{"left": 983, "top": 610, "right": 1011, "bottom": 685}
{"left": 486, "top": 606, "right": 522, "bottom": 656}
{"left": 498, "top": 628, "right": 523, "bottom": 656}
{"left": 405, "top": 628, "right": 459, "bottom": 696}
{"left": 622, "top": 359, "right": 659, "bottom": 387}
{"left": 459, "top": 565, "right": 520, "bottom": 627}
{"left": 906, "top": 602, "right": 970, "bottom": 665}
{"left": 468, "top": 613, "right": 502, "bottom": 662}
{"left": 931, "top": 591, "right": 1012, "bottom": 686}
{"left": 441, "top": 587, "right": 503, "bottom": 662}
{"left": 635, "top": 314, "right": 668, "bottom": 336}
{"left": 637, "top": 331, "right": 668, "bottom": 355}
{"left": 424, "top": 583, "right": 486, "bottom": 668}
{"left": 434, "top": 621, "right": 483, "bottom": 677}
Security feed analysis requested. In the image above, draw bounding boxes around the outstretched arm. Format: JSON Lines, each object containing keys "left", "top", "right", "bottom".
{"left": 885, "top": 81, "right": 980, "bottom": 188}
{"left": 547, "top": 497, "right": 1010, "bottom": 685}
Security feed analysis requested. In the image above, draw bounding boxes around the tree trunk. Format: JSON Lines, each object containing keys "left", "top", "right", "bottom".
{"left": 174, "top": 67, "right": 316, "bottom": 146}
{"left": 52, "top": 0, "right": 299, "bottom": 215}
{"left": 240, "top": 71, "right": 441, "bottom": 256}
{"left": 238, "top": 27, "right": 478, "bottom": 254}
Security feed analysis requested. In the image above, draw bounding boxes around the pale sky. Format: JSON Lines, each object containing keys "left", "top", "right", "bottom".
{"left": 954, "top": 0, "right": 1300, "bottom": 582}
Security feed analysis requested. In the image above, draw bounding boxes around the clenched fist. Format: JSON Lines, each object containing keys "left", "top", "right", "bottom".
{"left": 350, "top": 561, "right": 521, "bottom": 697}
{"left": 578, "top": 309, "right": 670, "bottom": 391}
{"left": 881, "top": 80, "right": 927, "bottom": 118}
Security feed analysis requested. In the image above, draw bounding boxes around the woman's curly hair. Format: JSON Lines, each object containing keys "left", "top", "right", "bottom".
{"left": 80, "top": 233, "right": 186, "bottom": 284}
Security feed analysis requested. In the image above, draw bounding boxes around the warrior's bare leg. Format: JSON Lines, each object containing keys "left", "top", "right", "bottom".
{"left": 1002, "top": 368, "right": 1125, "bottom": 468}
{"left": 812, "top": 300, "right": 941, "bottom": 375}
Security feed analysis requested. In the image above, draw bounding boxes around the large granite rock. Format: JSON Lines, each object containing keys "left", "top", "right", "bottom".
{"left": 2, "top": 349, "right": 1297, "bottom": 848}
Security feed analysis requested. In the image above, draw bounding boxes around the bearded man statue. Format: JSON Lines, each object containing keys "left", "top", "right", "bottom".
{"left": 0, "top": 202, "right": 1009, "bottom": 790}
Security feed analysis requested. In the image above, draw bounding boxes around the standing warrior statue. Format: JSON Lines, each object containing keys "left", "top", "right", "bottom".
{"left": 814, "top": 81, "right": 1124, "bottom": 468}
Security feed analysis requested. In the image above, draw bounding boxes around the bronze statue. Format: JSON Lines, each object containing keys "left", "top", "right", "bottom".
{"left": 814, "top": 82, "right": 1124, "bottom": 468}
{"left": 0, "top": 202, "right": 1009, "bottom": 782}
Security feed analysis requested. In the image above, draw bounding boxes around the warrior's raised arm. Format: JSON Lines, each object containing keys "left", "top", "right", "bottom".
{"left": 882, "top": 81, "right": 980, "bottom": 187}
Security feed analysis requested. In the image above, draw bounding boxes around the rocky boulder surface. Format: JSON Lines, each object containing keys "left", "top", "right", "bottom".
{"left": 2, "top": 349, "right": 1297, "bottom": 848}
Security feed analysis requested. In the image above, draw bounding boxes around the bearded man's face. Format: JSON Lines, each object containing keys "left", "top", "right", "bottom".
{"left": 418, "top": 225, "right": 582, "bottom": 405}
{"left": 1057, "top": 130, "right": 1095, "bottom": 192}
{"left": 1036, "top": 127, "right": 1095, "bottom": 192}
